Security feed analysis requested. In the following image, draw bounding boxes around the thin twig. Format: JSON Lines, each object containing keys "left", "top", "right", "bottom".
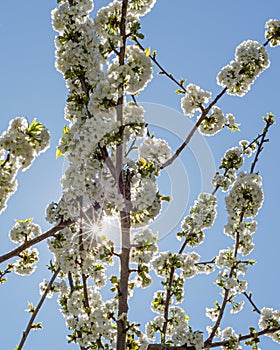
{"left": 125, "top": 137, "right": 137, "bottom": 157}
{"left": 243, "top": 291, "right": 261, "bottom": 314}
{"left": 161, "top": 88, "right": 227, "bottom": 169}
{"left": 250, "top": 117, "right": 274, "bottom": 174}
{"left": 0, "top": 153, "right": 10, "bottom": 168}
{"left": 263, "top": 30, "right": 280, "bottom": 47}
{"left": 17, "top": 267, "right": 60, "bottom": 350}
{"left": 134, "top": 38, "right": 187, "bottom": 92}
{"left": 0, "top": 264, "right": 13, "bottom": 280}
{"left": 177, "top": 224, "right": 196, "bottom": 255}
{"left": 99, "top": 144, "right": 117, "bottom": 180}
{"left": 195, "top": 259, "right": 215, "bottom": 266}
{"left": 68, "top": 272, "right": 75, "bottom": 293}
{"left": 130, "top": 94, "right": 138, "bottom": 105}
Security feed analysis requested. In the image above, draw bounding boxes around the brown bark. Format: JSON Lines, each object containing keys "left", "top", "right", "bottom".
{"left": 117, "top": 211, "right": 131, "bottom": 350}
{"left": 147, "top": 345, "right": 195, "bottom": 350}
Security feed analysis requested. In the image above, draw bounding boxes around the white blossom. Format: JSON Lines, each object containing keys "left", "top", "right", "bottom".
{"left": 139, "top": 137, "right": 171, "bottom": 165}
{"left": 181, "top": 83, "right": 212, "bottom": 117}
{"left": 217, "top": 40, "right": 270, "bottom": 96}
{"left": 199, "top": 106, "right": 225, "bottom": 136}
{"left": 265, "top": 19, "right": 280, "bottom": 47}
{"left": 225, "top": 172, "right": 264, "bottom": 220}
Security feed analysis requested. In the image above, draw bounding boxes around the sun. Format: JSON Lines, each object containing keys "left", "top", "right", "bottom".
{"left": 72, "top": 203, "right": 121, "bottom": 250}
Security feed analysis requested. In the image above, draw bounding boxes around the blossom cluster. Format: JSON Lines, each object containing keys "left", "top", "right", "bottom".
{"left": 9, "top": 218, "right": 42, "bottom": 244}
{"left": 0, "top": 117, "right": 50, "bottom": 213}
{"left": 212, "top": 139, "right": 259, "bottom": 192}
{"left": 181, "top": 83, "right": 212, "bottom": 117}
{"left": 152, "top": 251, "right": 200, "bottom": 279}
{"left": 45, "top": 227, "right": 122, "bottom": 347}
{"left": 199, "top": 106, "right": 225, "bottom": 136}
{"left": 51, "top": 0, "right": 161, "bottom": 230}
{"left": 265, "top": 19, "right": 280, "bottom": 47}
{"left": 62, "top": 287, "right": 117, "bottom": 347}
{"left": 178, "top": 192, "right": 217, "bottom": 247}
{"left": 139, "top": 137, "right": 172, "bottom": 166}
{"left": 217, "top": 40, "right": 270, "bottom": 96}
{"left": 108, "top": 45, "right": 153, "bottom": 94}
{"left": 259, "top": 307, "right": 280, "bottom": 344}
{"left": 7, "top": 219, "right": 42, "bottom": 276}
{"left": 148, "top": 249, "right": 214, "bottom": 346}
{"left": 13, "top": 248, "right": 39, "bottom": 276}
{"left": 146, "top": 305, "right": 203, "bottom": 349}
{"left": 221, "top": 327, "right": 241, "bottom": 350}
{"left": 130, "top": 228, "right": 158, "bottom": 264}
{"left": 212, "top": 147, "right": 243, "bottom": 192}
{"left": 225, "top": 172, "right": 263, "bottom": 221}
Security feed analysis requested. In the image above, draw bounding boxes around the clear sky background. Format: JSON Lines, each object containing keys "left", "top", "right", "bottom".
{"left": 0, "top": 1, "right": 280, "bottom": 349}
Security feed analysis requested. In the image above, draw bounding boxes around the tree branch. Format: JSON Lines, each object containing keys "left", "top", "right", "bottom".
{"left": 116, "top": 2, "right": 131, "bottom": 350}
{"left": 204, "top": 212, "right": 243, "bottom": 347}
{"left": 162, "top": 266, "right": 175, "bottom": 342}
{"left": 208, "top": 326, "right": 280, "bottom": 348}
{"left": 17, "top": 267, "right": 60, "bottom": 350}
{"left": 0, "top": 220, "right": 73, "bottom": 264}
{"left": 161, "top": 88, "right": 227, "bottom": 169}
{"left": 147, "top": 345, "right": 195, "bottom": 350}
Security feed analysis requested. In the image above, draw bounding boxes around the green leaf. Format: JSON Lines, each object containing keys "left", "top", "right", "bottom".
{"left": 15, "top": 218, "right": 33, "bottom": 224}
{"left": 47, "top": 260, "right": 56, "bottom": 272}
{"left": 32, "top": 322, "right": 43, "bottom": 330}
{"left": 175, "top": 89, "right": 185, "bottom": 94}
{"left": 179, "top": 78, "right": 186, "bottom": 86}
{"left": 139, "top": 157, "right": 147, "bottom": 167}
{"left": 56, "top": 147, "right": 63, "bottom": 159}
{"left": 110, "top": 275, "right": 118, "bottom": 284}
{"left": 160, "top": 195, "right": 171, "bottom": 202}
{"left": 227, "top": 123, "right": 240, "bottom": 132}
{"left": 27, "top": 118, "right": 44, "bottom": 134}
{"left": 249, "top": 327, "right": 255, "bottom": 334}
{"left": 63, "top": 125, "right": 69, "bottom": 135}
{"left": 136, "top": 33, "right": 145, "bottom": 40}
{"left": 26, "top": 301, "right": 35, "bottom": 313}
{"left": 93, "top": 264, "right": 104, "bottom": 271}
{"left": 144, "top": 46, "right": 151, "bottom": 57}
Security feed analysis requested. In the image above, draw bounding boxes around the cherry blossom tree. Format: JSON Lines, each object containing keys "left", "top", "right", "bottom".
{"left": 1, "top": 1, "right": 280, "bottom": 350}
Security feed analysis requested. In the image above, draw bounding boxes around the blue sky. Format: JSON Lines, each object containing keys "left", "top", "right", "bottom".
{"left": 0, "top": 1, "right": 280, "bottom": 349}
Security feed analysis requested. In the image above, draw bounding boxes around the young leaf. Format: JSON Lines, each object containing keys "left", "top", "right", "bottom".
{"left": 56, "top": 147, "right": 63, "bottom": 159}
{"left": 144, "top": 46, "right": 151, "bottom": 57}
